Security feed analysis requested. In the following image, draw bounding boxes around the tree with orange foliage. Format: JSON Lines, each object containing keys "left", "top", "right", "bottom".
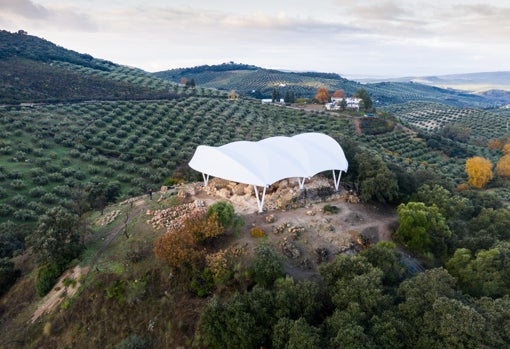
{"left": 503, "top": 143, "right": 510, "bottom": 155}
{"left": 332, "top": 89, "right": 345, "bottom": 99}
{"left": 496, "top": 155, "right": 510, "bottom": 178}
{"left": 465, "top": 156, "right": 493, "bottom": 189}
{"left": 314, "top": 87, "right": 330, "bottom": 104}
{"left": 180, "top": 77, "right": 187, "bottom": 85}
{"left": 153, "top": 210, "right": 223, "bottom": 271}
{"left": 487, "top": 139, "right": 504, "bottom": 150}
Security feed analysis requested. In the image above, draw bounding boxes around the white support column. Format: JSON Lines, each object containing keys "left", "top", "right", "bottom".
{"left": 202, "top": 173, "right": 210, "bottom": 186}
{"left": 332, "top": 170, "right": 342, "bottom": 191}
{"left": 253, "top": 185, "right": 267, "bottom": 213}
{"left": 298, "top": 177, "right": 306, "bottom": 190}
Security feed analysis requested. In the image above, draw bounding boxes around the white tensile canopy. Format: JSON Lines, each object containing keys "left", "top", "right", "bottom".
{"left": 188, "top": 132, "right": 348, "bottom": 212}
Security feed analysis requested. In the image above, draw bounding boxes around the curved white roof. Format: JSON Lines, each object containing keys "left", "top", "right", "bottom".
{"left": 188, "top": 132, "right": 348, "bottom": 187}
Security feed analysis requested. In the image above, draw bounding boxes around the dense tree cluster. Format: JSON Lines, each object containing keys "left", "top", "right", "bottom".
{"left": 196, "top": 243, "right": 510, "bottom": 348}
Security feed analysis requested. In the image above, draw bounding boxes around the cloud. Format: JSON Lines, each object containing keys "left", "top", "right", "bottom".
{"left": 0, "top": 0, "right": 97, "bottom": 31}
{"left": 0, "top": 0, "right": 49, "bottom": 19}
{"left": 1, "top": 0, "right": 508, "bottom": 76}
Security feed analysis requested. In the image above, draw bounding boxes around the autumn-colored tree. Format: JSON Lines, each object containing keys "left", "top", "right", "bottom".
{"left": 314, "top": 87, "right": 330, "bottom": 104}
{"left": 180, "top": 77, "right": 187, "bottom": 85}
{"left": 465, "top": 156, "right": 493, "bottom": 189}
{"left": 153, "top": 210, "right": 223, "bottom": 271}
{"left": 487, "top": 139, "right": 503, "bottom": 150}
{"left": 503, "top": 142, "right": 510, "bottom": 155}
{"left": 332, "top": 89, "right": 345, "bottom": 98}
{"left": 496, "top": 154, "right": 510, "bottom": 178}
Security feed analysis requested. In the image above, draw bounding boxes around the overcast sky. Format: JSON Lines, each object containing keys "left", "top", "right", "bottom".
{"left": 1, "top": 0, "right": 509, "bottom": 77}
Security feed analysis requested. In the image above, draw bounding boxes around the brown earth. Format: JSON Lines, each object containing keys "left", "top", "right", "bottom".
{"left": 30, "top": 176, "right": 397, "bottom": 320}
{"left": 176, "top": 176, "right": 398, "bottom": 280}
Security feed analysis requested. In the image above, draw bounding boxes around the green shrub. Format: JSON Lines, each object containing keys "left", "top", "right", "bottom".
{"left": 250, "top": 227, "right": 267, "bottom": 238}
{"left": 252, "top": 244, "right": 284, "bottom": 288}
{"left": 0, "top": 204, "right": 15, "bottom": 217}
{"left": 207, "top": 201, "right": 237, "bottom": 230}
{"left": 11, "top": 194, "right": 26, "bottom": 208}
{"left": 28, "top": 186, "right": 45, "bottom": 198}
{"left": 13, "top": 209, "right": 37, "bottom": 221}
{"left": 35, "top": 263, "right": 61, "bottom": 297}
{"left": 163, "top": 176, "right": 185, "bottom": 186}
{"left": 106, "top": 280, "right": 126, "bottom": 303}
{"left": 190, "top": 268, "right": 215, "bottom": 297}
{"left": 323, "top": 204, "right": 340, "bottom": 214}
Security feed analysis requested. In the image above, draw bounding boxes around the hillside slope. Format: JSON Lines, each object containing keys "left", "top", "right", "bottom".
{"left": 0, "top": 30, "right": 178, "bottom": 103}
{"left": 155, "top": 63, "right": 497, "bottom": 108}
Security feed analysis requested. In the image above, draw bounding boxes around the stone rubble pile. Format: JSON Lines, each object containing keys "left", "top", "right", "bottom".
{"left": 196, "top": 175, "right": 353, "bottom": 211}
{"left": 280, "top": 237, "right": 301, "bottom": 259}
{"left": 146, "top": 200, "right": 207, "bottom": 231}
{"left": 96, "top": 210, "right": 121, "bottom": 227}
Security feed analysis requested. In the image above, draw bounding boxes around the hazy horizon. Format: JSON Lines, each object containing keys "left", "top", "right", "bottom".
{"left": 1, "top": 0, "right": 509, "bottom": 77}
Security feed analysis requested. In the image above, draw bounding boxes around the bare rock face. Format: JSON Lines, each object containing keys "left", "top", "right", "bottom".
{"left": 217, "top": 188, "right": 231, "bottom": 199}
{"left": 232, "top": 183, "right": 246, "bottom": 196}
{"left": 278, "top": 179, "right": 289, "bottom": 190}
{"left": 211, "top": 178, "right": 230, "bottom": 190}
{"left": 243, "top": 185, "right": 253, "bottom": 196}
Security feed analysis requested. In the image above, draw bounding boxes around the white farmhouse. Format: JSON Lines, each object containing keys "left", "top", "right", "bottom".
{"left": 325, "top": 97, "right": 362, "bottom": 111}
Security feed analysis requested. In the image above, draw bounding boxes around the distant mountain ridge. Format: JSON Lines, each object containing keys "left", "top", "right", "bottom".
{"left": 356, "top": 71, "right": 510, "bottom": 92}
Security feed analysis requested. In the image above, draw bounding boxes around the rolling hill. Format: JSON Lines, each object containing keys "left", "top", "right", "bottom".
{"left": 355, "top": 71, "right": 510, "bottom": 105}
{"left": 154, "top": 63, "right": 502, "bottom": 108}
{"left": 0, "top": 30, "right": 182, "bottom": 104}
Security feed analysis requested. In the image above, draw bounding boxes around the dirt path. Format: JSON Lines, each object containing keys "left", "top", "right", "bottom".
{"left": 31, "top": 265, "right": 90, "bottom": 323}
{"left": 353, "top": 118, "right": 362, "bottom": 135}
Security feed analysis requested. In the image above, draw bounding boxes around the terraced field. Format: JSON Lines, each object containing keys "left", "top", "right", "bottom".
{"left": 383, "top": 102, "right": 509, "bottom": 140}
{"left": 3, "top": 94, "right": 508, "bottom": 225}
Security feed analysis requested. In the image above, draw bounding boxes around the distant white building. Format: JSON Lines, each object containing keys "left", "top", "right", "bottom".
{"left": 325, "top": 97, "right": 362, "bottom": 111}
{"left": 261, "top": 98, "right": 285, "bottom": 104}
